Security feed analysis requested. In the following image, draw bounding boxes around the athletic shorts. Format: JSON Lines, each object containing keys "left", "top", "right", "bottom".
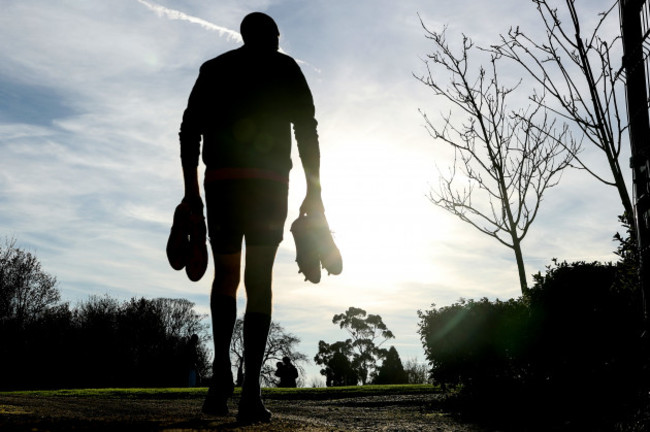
{"left": 204, "top": 178, "right": 289, "bottom": 254}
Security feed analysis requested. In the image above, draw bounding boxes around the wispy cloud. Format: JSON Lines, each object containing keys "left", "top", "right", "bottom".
{"left": 134, "top": 0, "right": 320, "bottom": 71}
{"left": 135, "top": 0, "right": 243, "bottom": 43}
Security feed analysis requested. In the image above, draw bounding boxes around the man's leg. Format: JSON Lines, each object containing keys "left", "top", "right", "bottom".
{"left": 202, "top": 252, "right": 241, "bottom": 415}
{"left": 237, "top": 245, "right": 277, "bottom": 423}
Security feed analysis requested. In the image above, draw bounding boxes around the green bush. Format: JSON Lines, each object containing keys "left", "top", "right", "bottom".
{"left": 526, "top": 261, "right": 643, "bottom": 413}
{"left": 418, "top": 260, "right": 645, "bottom": 426}
{"left": 417, "top": 297, "right": 530, "bottom": 393}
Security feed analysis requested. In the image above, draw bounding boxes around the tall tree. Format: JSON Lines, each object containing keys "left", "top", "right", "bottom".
{"left": 416, "top": 26, "right": 577, "bottom": 294}
{"left": 491, "top": 0, "right": 633, "bottom": 224}
{"left": 373, "top": 346, "right": 408, "bottom": 385}
{"left": 324, "top": 306, "right": 395, "bottom": 384}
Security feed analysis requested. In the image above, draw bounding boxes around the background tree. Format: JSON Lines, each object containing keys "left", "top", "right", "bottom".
{"left": 154, "top": 297, "right": 208, "bottom": 339}
{"left": 230, "top": 318, "right": 308, "bottom": 387}
{"left": 0, "top": 237, "right": 60, "bottom": 328}
{"left": 315, "top": 306, "right": 395, "bottom": 385}
{"left": 73, "top": 295, "right": 210, "bottom": 388}
{"left": 491, "top": 1, "right": 633, "bottom": 224}
{"left": 402, "top": 358, "right": 431, "bottom": 385}
{"left": 416, "top": 26, "right": 577, "bottom": 294}
{"left": 0, "top": 239, "right": 212, "bottom": 390}
{"left": 313, "top": 340, "right": 359, "bottom": 386}
{"left": 372, "top": 346, "right": 408, "bottom": 385}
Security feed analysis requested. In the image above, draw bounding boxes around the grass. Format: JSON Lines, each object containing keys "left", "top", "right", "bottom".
{"left": 262, "top": 383, "right": 441, "bottom": 400}
{"left": 0, "top": 384, "right": 441, "bottom": 401}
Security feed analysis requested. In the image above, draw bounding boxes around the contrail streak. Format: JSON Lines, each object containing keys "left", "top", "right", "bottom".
{"left": 135, "top": 0, "right": 319, "bottom": 72}
{"left": 136, "top": 0, "right": 243, "bottom": 43}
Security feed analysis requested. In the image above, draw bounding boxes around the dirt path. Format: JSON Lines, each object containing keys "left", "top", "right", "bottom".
{"left": 0, "top": 391, "right": 491, "bottom": 431}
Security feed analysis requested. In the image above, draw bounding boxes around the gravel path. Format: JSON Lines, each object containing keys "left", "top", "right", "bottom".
{"left": 0, "top": 391, "right": 491, "bottom": 431}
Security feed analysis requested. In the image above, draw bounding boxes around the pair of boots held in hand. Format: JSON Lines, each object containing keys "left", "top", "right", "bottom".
{"left": 203, "top": 299, "right": 272, "bottom": 424}
{"left": 166, "top": 200, "right": 208, "bottom": 282}
{"left": 290, "top": 212, "right": 342, "bottom": 284}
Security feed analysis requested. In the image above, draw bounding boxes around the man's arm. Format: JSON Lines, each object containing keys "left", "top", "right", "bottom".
{"left": 179, "top": 67, "right": 207, "bottom": 208}
{"left": 290, "top": 64, "right": 325, "bottom": 215}
{"left": 182, "top": 163, "right": 201, "bottom": 207}
{"left": 298, "top": 138, "right": 324, "bottom": 215}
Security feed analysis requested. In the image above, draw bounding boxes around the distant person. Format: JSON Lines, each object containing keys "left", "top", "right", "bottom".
{"left": 274, "top": 361, "right": 285, "bottom": 386}
{"left": 186, "top": 334, "right": 200, "bottom": 387}
{"left": 275, "top": 356, "right": 298, "bottom": 388}
{"left": 178, "top": 12, "right": 326, "bottom": 424}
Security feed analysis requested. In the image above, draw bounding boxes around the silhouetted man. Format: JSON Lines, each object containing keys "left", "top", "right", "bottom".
{"left": 185, "top": 334, "right": 200, "bottom": 387}
{"left": 179, "top": 12, "right": 324, "bottom": 423}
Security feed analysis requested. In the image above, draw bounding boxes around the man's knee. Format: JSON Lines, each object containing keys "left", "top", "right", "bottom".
{"left": 243, "top": 245, "right": 277, "bottom": 314}
{"left": 211, "top": 274, "right": 239, "bottom": 299}
{"left": 212, "top": 253, "right": 242, "bottom": 298}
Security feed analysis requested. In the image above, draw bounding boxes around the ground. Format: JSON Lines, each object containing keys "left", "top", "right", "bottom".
{"left": 0, "top": 389, "right": 491, "bottom": 432}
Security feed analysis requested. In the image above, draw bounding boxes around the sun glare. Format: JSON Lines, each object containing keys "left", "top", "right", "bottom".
{"left": 317, "top": 151, "right": 448, "bottom": 290}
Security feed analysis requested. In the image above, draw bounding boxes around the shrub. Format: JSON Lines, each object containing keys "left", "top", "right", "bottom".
{"left": 418, "top": 260, "right": 645, "bottom": 427}
{"left": 417, "top": 297, "right": 530, "bottom": 393}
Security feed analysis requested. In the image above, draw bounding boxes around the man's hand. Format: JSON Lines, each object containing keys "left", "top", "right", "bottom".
{"left": 299, "top": 189, "right": 324, "bottom": 215}
{"left": 182, "top": 193, "right": 204, "bottom": 214}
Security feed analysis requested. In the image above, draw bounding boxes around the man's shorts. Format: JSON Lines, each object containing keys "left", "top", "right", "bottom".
{"left": 204, "top": 178, "right": 289, "bottom": 254}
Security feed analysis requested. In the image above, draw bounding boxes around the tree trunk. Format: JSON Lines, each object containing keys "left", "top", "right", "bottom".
{"left": 512, "top": 237, "right": 529, "bottom": 296}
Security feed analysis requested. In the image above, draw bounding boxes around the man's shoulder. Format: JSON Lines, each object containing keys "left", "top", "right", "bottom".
{"left": 200, "top": 49, "right": 240, "bottom": 69}
{"left": 203, "top": 48, "right": 298, "bottom": 65}
{"left": 272, "top": 51, "right": 302, "bottom": 72}
{"left": 198, "top": 48, "right": 301, "bottom": 79}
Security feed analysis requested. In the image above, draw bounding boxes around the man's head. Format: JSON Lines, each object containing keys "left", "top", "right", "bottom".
{"left": 240, "top": 12, "right": 279, "bottom": 51}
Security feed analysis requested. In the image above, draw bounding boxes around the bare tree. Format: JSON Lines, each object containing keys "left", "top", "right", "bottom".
{"left": 153, "top": 297, "right": 209, "bottom": 340}
{"left": 416, "top": 26, "right": 577, "bottom": 294}
{"left": 491, "top": 0, "right": 633, "bottom": 224}
{"left": 0, "top": 237, "right": 60, "bottom": 327}
{"left": 231, "top": 318, "right": 309, "bottom": 387}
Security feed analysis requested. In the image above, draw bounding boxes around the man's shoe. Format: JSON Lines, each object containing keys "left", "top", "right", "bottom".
{"left": 236, "top": 396, "right": 272, "bottom": 424}
{"left": 202, "top": 378, "right": 234, "bottom": 416}
{"left": 166, "top": 202, "right": 191, "bottom": 271}
{"left": 201, "top": 394, "right": 229, "bottom": 416}
{"left": 290, "top": 214, "right": 321, "bottom": 283}
{"left": 185, "top": 211, "right": 208, "bottom": 282}
{"left": 313, "top": 215, "right": 342, "bottom": 276}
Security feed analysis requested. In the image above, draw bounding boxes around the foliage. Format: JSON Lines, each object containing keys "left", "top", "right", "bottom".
{"left": 230, "top": 318, "right": 308, "bottom": 387}
{"left": 527, "top": 260, "right": 643, "bottom": 396}
{"left": 71, "top": 296, "right": 211, "bottom": 388}
{"left": 313, "top": 340, "right": 359, "bottom": 387}
{"left": 0, "top": 241, "right": 212, "bottom": 390}
{"left": 418, "top": 258, "right": 645, "bottom": 427}
{"left": 613, "top": 214, "right": 640, "bottom": 291}
{"left": 0, "top": 239, "right": 217, "bottom": 390}
{"left": 417, "top": 297, "right": 530, "bottom": 391}
{"left": 372, "top": 346, "right": 408, "bottom": 385}
{"left": 315, "top": 307, "right": 395, "bottom": 385}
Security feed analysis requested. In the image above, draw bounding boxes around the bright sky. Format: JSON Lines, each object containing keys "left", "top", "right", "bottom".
{"left": 0, "top": 0, "right": 624, "bottom": 385}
